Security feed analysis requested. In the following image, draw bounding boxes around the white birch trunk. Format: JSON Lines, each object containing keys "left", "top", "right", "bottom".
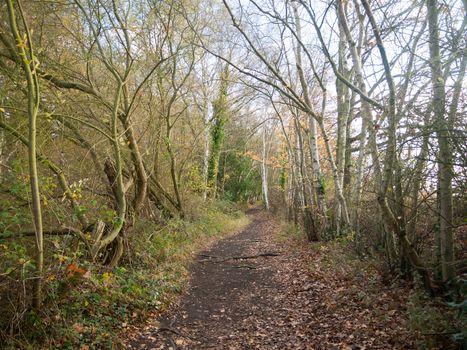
{"left": 308, "top": 116, "right": 326, "bottom": 214}
{"left": 351, "top": 118, "right": 367, "bottom": 225}
{"left": 335, "top": 9, "right": 352, "bottom": 234}
{"left": 337, "top": 0, "right": 383, "bottom": 228}
{"left": 261, "top": 124, "right": 269, "bottom": 210}
{"left": 317, "top": 119, "right": 351, "bottom": 227}
{"left": 291, "top": 2, "right": 327, "bottom": 219}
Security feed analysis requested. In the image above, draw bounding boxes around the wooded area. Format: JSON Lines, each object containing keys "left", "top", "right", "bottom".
{"left": 0, "top": 0, "right": 465, "bottom": 348}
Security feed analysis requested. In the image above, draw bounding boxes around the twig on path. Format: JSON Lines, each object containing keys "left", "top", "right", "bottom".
{"left": 197, "top": 252, "right": 281, "bottom": 263}
{"left": 169, "top": 337, "right": 178, "bottom": 350}
{"left": 228, "top": 252, "right": 281, "bottom": 260}
{"left": 422, "top": 331, "right": 459, "bottom": 336}
{"left": 159, "top": 326, "right": 182, "bottom": 336}
{"left": 198, "top": 254, "right": 218, "bottom": 259}
{"left": 158, "top": 326, "right": 198, "bottom": 342}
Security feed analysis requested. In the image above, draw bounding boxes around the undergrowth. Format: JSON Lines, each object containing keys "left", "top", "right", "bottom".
{"left": 0, "top": 201, "right": 249, "bottom": 349}
{"left": 279, "top": 222, "right": 466, "bottom": 350}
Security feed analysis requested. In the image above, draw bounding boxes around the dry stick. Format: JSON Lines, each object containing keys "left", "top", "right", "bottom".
{"left": 169, "top": 337, "right": 178, "bottom": 350}
{"left": 227, "top": 252, "right": 281, "bottom": 260}
{"left": 197, "top": 252, "right": 281, "bottom": 263}
{"left": 198, "top": 254, "right": 218, "bottom": 259}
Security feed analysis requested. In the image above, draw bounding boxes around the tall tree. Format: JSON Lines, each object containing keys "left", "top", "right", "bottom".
{"left": 207, "top": 65, "right": 230, "bottom": 198}
{"left": 427, "top": 0, "right": 455, "bottom": 282}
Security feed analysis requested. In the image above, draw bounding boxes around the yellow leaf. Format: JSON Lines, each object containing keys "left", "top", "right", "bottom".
{"left": 102, "top": 271, "right": 112, "bottom": 283}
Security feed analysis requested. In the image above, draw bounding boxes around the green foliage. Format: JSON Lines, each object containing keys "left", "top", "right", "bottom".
{"left": 0, "top": 204, "right": 30, "bottom": 238}
{"left": 279, "top": 166, "right": 287, "bottom": 190}
{"left": 185, "top": 164, "right": 206, "bottom": 193}
{"left": 317, "top": 174, "right": 326, "bottom": 195}
{"left": 0, "top": 242, "right": 35, "bottom": 280}
{"left": 446, "top": 277, "right": 467, "bottom": 347}
{"left": 207, "top": 66, "right": 230, "bottom": 196}
{"left": 0, "top": 161, "right": 31, "bottom": 237}
{"left": 211, "top": 199, "right": 244, "bottom": 217}
{"left": 408, "top": 289, "right": 466, "bottom": 348}
{"left": 220, "top": 151, "right": 262, "bottom": 202}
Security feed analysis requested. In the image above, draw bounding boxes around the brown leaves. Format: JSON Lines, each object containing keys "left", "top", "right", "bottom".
{"left": 66, "top": 262, "right": 86, "bottom": 278}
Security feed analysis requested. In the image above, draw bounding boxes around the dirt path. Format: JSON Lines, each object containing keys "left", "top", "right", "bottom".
{"left": 126, "top": 210, "right": 416, "bottom": 349}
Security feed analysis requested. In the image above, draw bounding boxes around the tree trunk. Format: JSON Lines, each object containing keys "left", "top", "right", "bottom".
{"left": 91, "top": 81, "right": 127, "bottom": 259}
{"left": 202, "top": 109, "right": 211, "bottom": 201}
{"left": 261, "top": 124, "right": 270, "bottom": 210}
{"left": 6, "top": 0, "right": 44, "bottom": 309}
{"left": 361, "top": 0, "right": 432, "bottom": 291}
{"left": 121, "top": 116, "right": 148, "bottom": 215}
{"left": 294, "top": 113, "right": 318, "bottom": 241}
{"left": 427, "top": 0, "right": 455, "bottom": 282}
{"left": 291, "top": 3, "right": 327, "bottom": 222}
{"left": 335, "top": 10, "right": 352, "bottom": 234}
{"left": 207, "top": 65, "right": 229, "bottom": 198}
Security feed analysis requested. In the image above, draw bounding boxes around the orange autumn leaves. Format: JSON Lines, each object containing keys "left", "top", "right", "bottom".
{"left": 66, "top": 262, "right": 86, "bottom": 278}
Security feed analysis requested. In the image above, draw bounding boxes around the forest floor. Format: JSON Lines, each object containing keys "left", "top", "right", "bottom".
{"left": 124, "top": 209, "right": 456, "bottom": 350}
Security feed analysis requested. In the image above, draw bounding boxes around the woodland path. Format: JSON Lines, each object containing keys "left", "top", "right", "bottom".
{"left": 126, "top": 209, "right": 415, "bottom": 349}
